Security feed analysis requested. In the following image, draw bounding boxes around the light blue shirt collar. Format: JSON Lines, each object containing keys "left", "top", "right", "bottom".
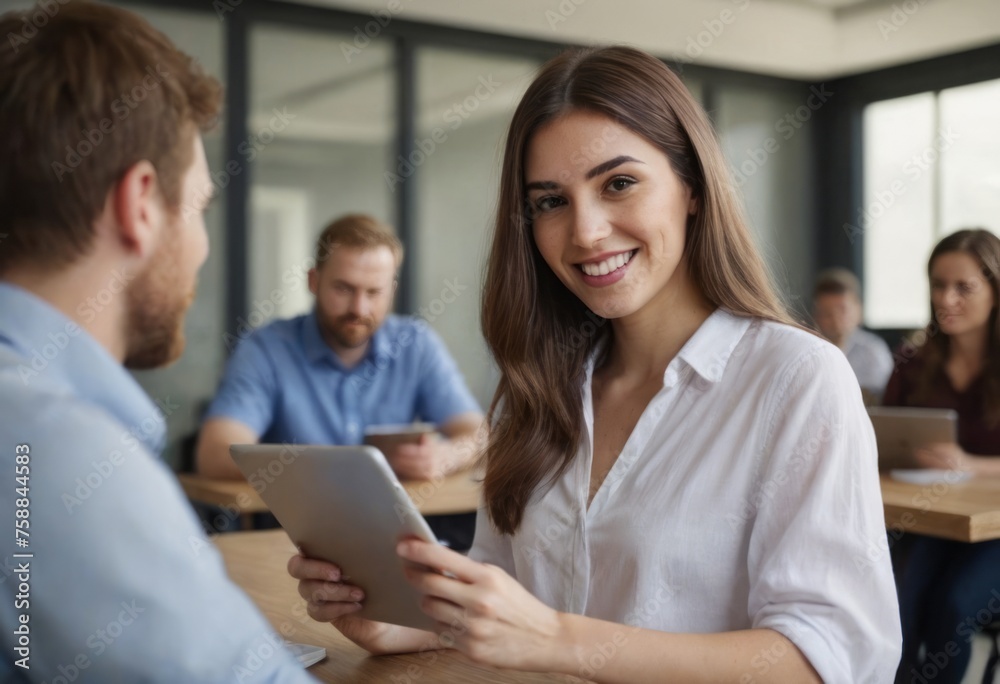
{"left": 0, "top": 282, "right": 166, "bottom": 455}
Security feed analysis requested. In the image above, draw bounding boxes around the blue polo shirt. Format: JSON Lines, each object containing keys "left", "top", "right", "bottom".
{"left": 205, "top": 311, "right": 480, "bottom": 443}
{"left": 0, "top": 283, "right": 313, "bottom": 683}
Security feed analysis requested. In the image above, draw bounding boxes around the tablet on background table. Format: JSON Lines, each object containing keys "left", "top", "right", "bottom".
{"left": 230, "top": 444, "right": 439, "bottom": 631}
{"left": 866, "top": 406, "right": 958, "bottom": 471}
{"left": 363, "top": 422, "right": 437, "bottom": 455}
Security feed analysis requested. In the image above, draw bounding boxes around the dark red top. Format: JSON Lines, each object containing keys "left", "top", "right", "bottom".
{"left": 883, "top": 355, "right": 1000, "bottom": 457}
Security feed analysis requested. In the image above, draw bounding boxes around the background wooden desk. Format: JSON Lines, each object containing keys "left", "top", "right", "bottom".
{"left": 179, "top": 468, "right": 482, "bottom": 525}
{"left": 881, "top": 474, "right": 1000, "bottom": 542}
{"left": 215, "top": 530, "right": 577, "bottom": 683}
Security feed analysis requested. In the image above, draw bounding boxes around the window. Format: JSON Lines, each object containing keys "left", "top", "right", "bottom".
{"left": 247, "top": 24, "right": 395, "bottom": 322}
{"left": 862, "top": 79, "right": 1000, "bottom": 329}
{"left": 413, "top": 47, "right": 540, "bottom": 407}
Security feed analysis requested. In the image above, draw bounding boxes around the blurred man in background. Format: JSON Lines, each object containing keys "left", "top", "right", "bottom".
{"left": 813, "top": 268, "right": 894, "bottom": 402}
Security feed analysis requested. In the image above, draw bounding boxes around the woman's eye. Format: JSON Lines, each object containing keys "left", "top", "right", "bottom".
{"left": 534, "top": 196, "right": 564, "bottom": 212}
{"left": 606, "top": 176, "right": 636, "bottom": 193}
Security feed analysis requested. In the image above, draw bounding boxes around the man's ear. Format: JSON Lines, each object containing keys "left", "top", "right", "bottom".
{"left": 307, "top": 267, "right": 318, "bottom": 296}
{"left": 113, "top": 160, "right": 163, "bottom": 261}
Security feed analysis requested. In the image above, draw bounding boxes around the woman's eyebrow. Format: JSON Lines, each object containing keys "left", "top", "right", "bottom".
{"left": 526, "top": 155, "right": 644, "bottom": 191}
{"left": 585, "top": 155, "right": 642, "bottom": 179}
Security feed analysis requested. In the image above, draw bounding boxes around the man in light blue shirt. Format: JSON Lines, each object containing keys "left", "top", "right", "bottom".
{"left": 0, "top": 4, "right": 315, "bottom": 681}
{"left": 196, "top": 215, "right": 483, "bottom": 484}
{"left": 812, "top": 268, "right": 894, "bottom": 402}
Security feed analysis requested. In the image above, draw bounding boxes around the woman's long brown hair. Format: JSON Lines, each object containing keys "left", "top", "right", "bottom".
{"left": 913, "top": 228, "right": 1000, "bottom": 424}
{"left": 481, "top": 46, "right": 798, "bottom": 535}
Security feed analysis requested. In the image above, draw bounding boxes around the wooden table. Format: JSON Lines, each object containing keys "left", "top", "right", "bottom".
{"left": 179, "top": 469, "right": 482, "bottom": 528}
{"left": 881, "top": 474, "right": 1000, "bottom": 542}
{"left": 215, "top": 530, "right": 577, "bottom": 683}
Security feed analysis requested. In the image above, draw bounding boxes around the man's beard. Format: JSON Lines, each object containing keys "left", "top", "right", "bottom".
{"left": 323, "top": 313, "right": 376, "bottom": 349}
{"left": 123, "top": 236, "right": 192, "bottom": 370}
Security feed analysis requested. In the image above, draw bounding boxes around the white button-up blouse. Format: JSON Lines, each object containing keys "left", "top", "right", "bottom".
{"left": 469, "top": 309, "right": 902, "bottom": 683}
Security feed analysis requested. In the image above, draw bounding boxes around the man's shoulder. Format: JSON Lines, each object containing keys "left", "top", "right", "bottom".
{"left": 230, "top": 313, "right": 309, "bottom": 352}
{"left": 853, "top": 327, "right": 891, "bottom": 352}
{"left": 379, "top": 314, "right": 436, "bottom": 343}
{"left": 0, "top": 368, "right": 133, "bottom": 449}
{"left": 253, "top": 313, "right": 310, "bottom": 340}
{"left": 0, "top": 348, "right": 94, "bottom": 428}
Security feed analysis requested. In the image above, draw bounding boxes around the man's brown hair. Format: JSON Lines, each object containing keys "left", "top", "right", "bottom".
{"left": 314, "top": 214, "right": 404, "bottom": 270}
{"left": 813, "top": 268, "right": 862, "bottom": 301}
{"left": 0, "top": 0, "right": 222, "bottom": 274}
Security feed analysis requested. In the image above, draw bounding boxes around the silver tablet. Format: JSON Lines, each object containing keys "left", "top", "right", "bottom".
{"left": 866, "top": 406, "right": 958, "bottom": 470}
{"left": 229, "top": 444, "right": 438, "bottom": 631}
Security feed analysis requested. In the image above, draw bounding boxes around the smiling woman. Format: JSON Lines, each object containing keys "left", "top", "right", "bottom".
{"left": 884, "top": 228, "right": 1000, "bottom": 684}
{"left": 288, "top": 45, "right": 902, "bottom": 684}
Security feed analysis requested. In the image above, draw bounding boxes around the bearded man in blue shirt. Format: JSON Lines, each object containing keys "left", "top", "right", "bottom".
{"left": 196, "top": 214, "right": 483, "bottom": 485}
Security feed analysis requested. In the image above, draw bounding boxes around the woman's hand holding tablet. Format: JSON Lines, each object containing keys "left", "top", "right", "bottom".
{"left": 287, "top": 553, "right": 439, "bottom": 655}
{"left": 287, "top": 537, "right": 568, "bottom": 668}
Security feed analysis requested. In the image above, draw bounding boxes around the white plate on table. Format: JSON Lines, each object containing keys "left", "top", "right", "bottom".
{"left": 889, "top": 468, "right": 973, "bottom": 486}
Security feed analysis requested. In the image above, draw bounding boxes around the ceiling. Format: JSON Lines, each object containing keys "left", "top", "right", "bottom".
{"left": 284, "top": 0, "right": 1000, "bottom": 80}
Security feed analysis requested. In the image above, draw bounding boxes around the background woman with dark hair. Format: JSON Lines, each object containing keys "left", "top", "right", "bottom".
{"left": 289, "top": 45, "right": 900, "bottom": 682}
{"left": 884, "top": 228, "right": 1000, "bottom": 684}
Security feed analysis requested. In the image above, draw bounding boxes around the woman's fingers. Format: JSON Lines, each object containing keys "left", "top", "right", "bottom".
{"left": 287, "top": 553, "right": 342, "bottom": 582}
{"left": 297, "top": 578, "right": 365, "bottom": 604}
{"left": 420, "top": 595, "right": 467, "bottom": 627}
{"left": 397, "top": 539, "right": 485, "bottom": 584}
{"left": 306, "top": 599, "right": 363, "bottom": 622}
